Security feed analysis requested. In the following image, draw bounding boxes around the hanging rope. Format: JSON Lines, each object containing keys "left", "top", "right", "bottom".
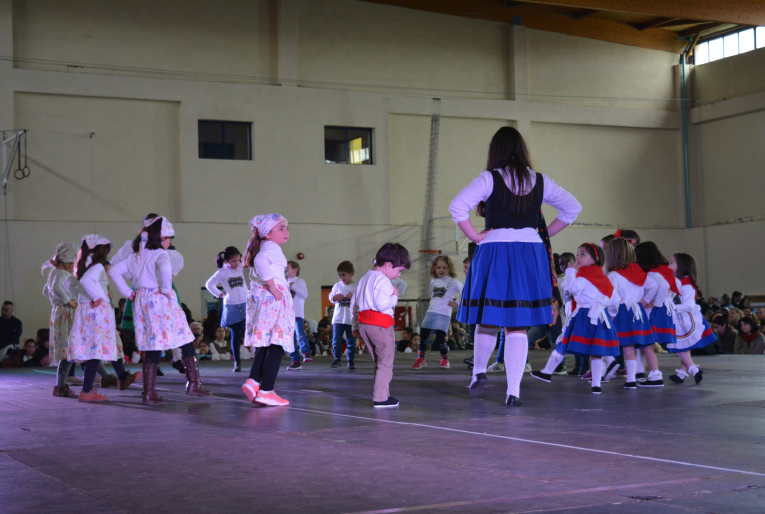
{"left": 418, "top": 99, "right": 441, "bottom": 325}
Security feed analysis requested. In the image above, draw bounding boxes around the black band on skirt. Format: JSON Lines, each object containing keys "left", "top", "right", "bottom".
{"left": 461, "top": 297, "right": 552, "bottom": 309}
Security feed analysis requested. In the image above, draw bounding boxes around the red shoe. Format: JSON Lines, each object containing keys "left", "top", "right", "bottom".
{"left": 255, "top": 390, "right": 289, "bottom": 407}
{"left": 440, "top": 359, "right": 450, "bottom": 369}
{"left": 78, "top": 389, "right": 108, "bottom": 403}
{"left": 303, "top": 352, "right": 313, "bottom": 363}
{"left": 242, "top": 379, "right": 260, "bottom": 403}
{"left": 412, "top": 357, "right": 427, "bottom": 369}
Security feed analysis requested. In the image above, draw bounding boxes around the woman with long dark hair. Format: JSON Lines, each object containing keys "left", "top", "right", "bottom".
{"left": 449, "top": 127, "right": 581, "bottom": 406}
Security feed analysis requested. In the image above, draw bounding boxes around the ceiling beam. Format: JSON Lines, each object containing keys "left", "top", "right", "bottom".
{"left": 632, "top": 17, "right": 676, "bottom": 31}
{"left": 568, "top": 8, "right": 600, "bottom": 20}
{"left": 677, "top": 22, "right": 722, "bottom": 37}
{"left": 363, "top": 0, "right": 685, "bottom": 52}
{"left": 520, "top": 1, "right": 765, "bottom": 26}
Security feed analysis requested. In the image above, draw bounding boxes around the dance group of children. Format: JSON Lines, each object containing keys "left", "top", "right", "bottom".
{"left": 529, "top": 231, "right": 716, "bottom": 395}
{"left": 39, "top": 126, "right": 715, "bottom": 409}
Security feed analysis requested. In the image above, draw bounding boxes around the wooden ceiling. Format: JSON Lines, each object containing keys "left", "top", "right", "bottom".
{"left": 362, "top": 0, "right": 765, "bottom": 53}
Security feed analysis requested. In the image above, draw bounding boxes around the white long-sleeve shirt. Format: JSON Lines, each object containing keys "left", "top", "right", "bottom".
{"left": 206, "top": 265, "right": 248, "bottom": 305}
{"left": 449, "top": 169, "right": 582, "bottom": 244}
{"left": 565, "top": 267, "right": 621, "bottom": 326}
{"left": 43, "top": 269, "right": 75, "bottom": 307}
{"left": 351, "top": 270, "right": 398, "bottom": 331}
{"left": 166, "top": 249, "right": 184, "bottom": 276}
{"left": 427, "top": 277, "right": 463, "bottom": 316}
{"left": 329, "top": 280, "right": 358, "bottom": 325}
{"left": 250, "top": 241, "right": 288, "bottom": 288}
{"left": 675, "top": 280, "right": 701, "bottom": 315}
{"left": 289, "top": 277, "right": 308, "bottom": 319}
{"left": 392, "top": 278, "right": 407, "bottom": 297}
{"left": 77, "top": 264, "right": 110, "bottom": 303}
{"left": 110, "top": 249, "right": 173, "bottom": 298}
{"left": 607, "top": 272, "right": 656, "bottom": 322}
{"left": 646, "top": 271, "right": 679, "bottom": 316}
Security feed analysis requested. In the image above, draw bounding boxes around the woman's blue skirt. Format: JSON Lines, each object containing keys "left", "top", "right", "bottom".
{"left": 558, "top": 308, "right": 620, "bottom": 357}
{"left": 457, "top": 241, "right": 552, "bottom": 328}
{"left": 613, "top": 304, "right": 655, "bottom": 348}
{"left": 649, "top": 306, "right": 677, "bottom": 345}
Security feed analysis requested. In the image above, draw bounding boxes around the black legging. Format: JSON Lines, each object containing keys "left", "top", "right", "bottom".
{"left": 419, "top": 328, "right": 448, "bottom": 357}
{"left": 248, "top": 345, "right": 284, "bottom": 391}
{"left": 228, "top": 319, "right": 245, "bottom": 364}
{"left": 145, "top": 342, "right": 195, "bottom": 364}
{"left": 82, "top": 359, "right": 127, "bottom": 393}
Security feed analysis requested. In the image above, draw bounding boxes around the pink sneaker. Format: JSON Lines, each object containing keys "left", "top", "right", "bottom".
{"left": 303, "top": 352, "right": 313, "bottom": 363}
{"left": 255, "top": 390, "right": 289, "bottom": 407}
{"left": 581, "top": 370, "right": 592, "bottom": 380}
{"left": 242, "top": 379, "right": 260, "bottom": 403}
{"left": 440, "top": 359, "right": 450, "bottom": 369}
{"left": 412, "top": 357, "right": 427, "bottom": 369}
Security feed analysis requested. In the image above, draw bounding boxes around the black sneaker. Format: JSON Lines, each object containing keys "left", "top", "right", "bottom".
{"left": 591, "top": 386, "right": 602, "bottom": 394}
{"left": 156, "top": 367, "right": 164, "bottom": 377}
{"left": 623, "top": 382, "right": 637, "bottom": 389}
{"left": 638, "top": 379, "right": 664, "bottom": 387}
{"left": 374, "top": 397, "right": 399, "bottom": 408}
{"left": 463, "top": 356, "right": 474, "bottom": 366}
{"left": 692, "top": 369, "right": 703, "bottom": 384}
{"left": 505, "top": 395, "right": 522, "bottom": 407}
{"left": 604, "top": 361, "right": 620, "bottom": 380}
{"left": 530, "top": 370, "right": 552, "bottom": 383}
{"left": 468, "top": 373, "right": 488, "bottom": 397}
{"left": 330, "top": 360, "right": 341, "bottom": 369}
{"left": 567, "top": 369, "right": 580, "bottom": 376}
{"left": 668, "top": 374, "right": 685, "bottom": 384}
{"left": 172, "top": 360, "right": 186, "bottom": 374}
{"left": 635, "top": 372, "right": 646, "bottom": 381}
{"left": 287, "top": 361, "right": 302, "bottom": 370}
{"left": 552, "top": 363, "right": 567, "bottom": 375}
{"left": 348, "top": 362, "right": 356, "bottom": 370}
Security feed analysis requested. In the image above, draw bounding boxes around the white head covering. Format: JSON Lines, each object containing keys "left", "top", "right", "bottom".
{"left": 41, "top": 242, "right": 79, "bottom": 274}
{"left": 138, "top": 216, "right": 175, "bottom": 260}
{"left": 249, "top": 213, "right": 286, "bottom": 238}
{"left": 81, "top": 234, "right": 112, "bottom": 268}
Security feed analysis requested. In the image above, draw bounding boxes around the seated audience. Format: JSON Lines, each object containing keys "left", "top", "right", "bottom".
{"left": 711, "top": 314, "right": 737, "bottom": 353}
{"left": 209, "top": 327, "right": 232, "bottom": 360}
{"left": 734, "top": 317, "right": 765, "bottom": 354}
{"left": 720, "top": 294, "right": 733, "bottom": 309}
{"left": 756, "top": 308, "right": 765, "bottom": 327}
{"left": 21, "top": 339, "right": 41, "bottom": 367}
{"left": 190, "top": 321, "right": 203, "bottom": 337}
{"left": 728, "top": 308, "right": 744, "bottom": 332}
{"left": 193, "top": 333, "right": 204, "bottom": 350}
{"left": 196, "top": 340, "right": 212, "bottom": 360}
{"left": 731, "top": 291, "right": 743, "bottom": 308}
{"left": 0, "top": 301, "right": 22, "bottom": 362}
{"left": 408, "top": 333, "right": 420, "bottom": 353}
{"left": 396, "top": 327, "right": 413, "bottom": 353}
{"left": 203, "top": 311, "right": 219, "bottom": 339}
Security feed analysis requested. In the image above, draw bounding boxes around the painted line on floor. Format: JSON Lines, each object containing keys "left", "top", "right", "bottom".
{"left": 345, "top": 475, "right": 730, "bottom": 514}
{"left": 209, "top": 393, "right": 765, "bottom": 478}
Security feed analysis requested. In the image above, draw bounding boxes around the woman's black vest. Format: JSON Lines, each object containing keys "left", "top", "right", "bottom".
{"left": 484, "top": 169, "right": 544, "bottom": 230}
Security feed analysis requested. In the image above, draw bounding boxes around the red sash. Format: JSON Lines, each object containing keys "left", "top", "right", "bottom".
{"left": 576, "top": 265, "right": 614, "bottom": 298}
{"left": 654, "top": 265, "right": 680, "bottom": 295}
{"left": 613, "top": 263, "right": 647, "bottom": 287}
{"left": 359, "top": 310, "right": 394, "bottom": 328}
{"left": 679, "top": 276, "right": 698, "bottom": 299}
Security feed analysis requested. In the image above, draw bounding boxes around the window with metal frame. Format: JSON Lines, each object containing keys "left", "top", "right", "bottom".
{"left": 198, "top": 120, "right": 252, "bottom": 160}
{"left": 324, "top": 126, "right": 373, "bottom": 165}
{"left": 694, "top": 26, "right": 765, "bottom": 66}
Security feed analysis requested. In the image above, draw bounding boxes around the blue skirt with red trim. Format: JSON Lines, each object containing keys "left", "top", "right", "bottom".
{"left": 649, "top": 305, "right": 677, "bottom": 345}
{"left": 558, "top": 307, "right": 620, "bottom": 357}
{"left": 612, "top": 304, "right": 655, "bottom": 348}
{"left": 668, "top": 310, "right": 716, "bottom": 353}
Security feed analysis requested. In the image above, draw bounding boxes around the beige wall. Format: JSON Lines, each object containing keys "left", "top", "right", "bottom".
{"left": 691, "top": 48, "right": 765, "bottom": 104}
{"left": 0, "top": 0, "right": 701, "bottom": 339}
{"left": 527, "top": 30, "right": 679, "bottom": 111}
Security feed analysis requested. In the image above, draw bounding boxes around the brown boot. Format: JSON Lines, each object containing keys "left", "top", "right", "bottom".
{"left": 119, "top": 370, "right": 143, "bottom": 390}
{"left": 100, "top": 374, "right": 119, "bottom": 389}
{"left": 182, "top": 356, "right": 213, "bottom": 396}
{"left": 52, "top": 384, "right": 75, "bottom": 397}
{"left": 142, "top": 362, "right": 165, "bottom": 405}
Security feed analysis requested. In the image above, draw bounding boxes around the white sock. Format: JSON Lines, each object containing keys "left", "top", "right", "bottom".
{"left": 674, "top": 368, "right": 688, "bottom": 379}
{"left": 541, "top": 351, "right": 565, "bottom": 374}
{"left": 648, "top": 369, "right": 662, "bottom": 380}
{"left": 591, "top": 359, "right": 603, "bottom": 388}
{"left": 504, "top": 332, "right": 528, "bottom": 398}
{"left": 172, "top": 347, "right": 182, "bottom": 361}
{"left": 602, "top": 356, "right": 614, "bottom": 377}
{"left": 473, "top": 325, "right": 499, "bottom": 376}
{"left": 635, "top": 349, "right": 645, "bottom": 374}
{"left": 625, "top": 359, "right": 637, "bottom": 383}
{"left": 688, "top": 364, "right": 699, "bottom": 376}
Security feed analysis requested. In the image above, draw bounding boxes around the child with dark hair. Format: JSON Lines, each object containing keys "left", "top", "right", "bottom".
{"left": 733, "top": 316, "right": 765, "bottom": 354}
{"left": 286, "top": 260, "right": 311, "bottom": 370}
{"left": 614, "top": 229, "right": 640, "bottom": 248}
{"left": 69, "top": 235, "right": 140, "bottom": 402}
{"left": 553, "top": 243, "right": 620, "bottom": 394}
{"left": 351, "top": 243, "right": 411, "bottom": 407}
{"left": 667, "top": 252, "right": 716, "bottom": 384}
{"left": 205, "top": 246, "right": 248, "bottom": 372}
{"left": 329, "top": 260, "right": 358, "bottom": 369}
{"left": 412, "top": 256, "right": 462, "bottom": 370}
{"left": 397, "top": 327, "right": 414, "bottom": 353}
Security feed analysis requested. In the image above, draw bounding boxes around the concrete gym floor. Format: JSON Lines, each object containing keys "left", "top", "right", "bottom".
{"left": 1, "top": 350, "right": 764, "bottom": 514}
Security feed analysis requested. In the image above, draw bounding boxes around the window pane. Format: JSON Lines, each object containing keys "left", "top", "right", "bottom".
{"left": 199, "top": 121, "right": 223, "bottom": 159}
{"left": 223, "top": 123, "right": 251, "bottom": 160}
{"left": 324, "top": 128, "right": 347, "bottom": 164}
{"left": 723, "top": 33, "right": 739, "bottom": 57}
{"left": 709, "top": 38, "right": 724, "bottom": 62}
{"left": 695, "top": 41, "right": 709, "bottom": 65}
{"left": 757, "top": 27, "right": 765, "bottom": 49}
{"left": 347, "top": 129, "right": 372, "bottom": 165}
{"left": 739, "top": 28, "right": 755, "bottom": 53}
